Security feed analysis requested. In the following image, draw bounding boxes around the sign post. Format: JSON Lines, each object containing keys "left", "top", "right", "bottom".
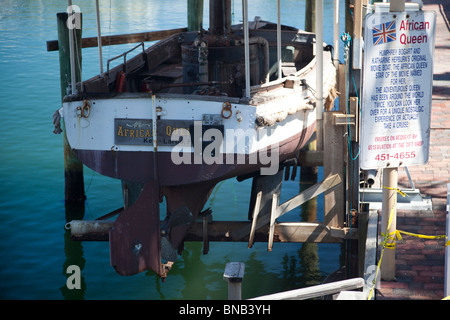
{"left": 360, "top": 5, "right": 436, "bottom": 280}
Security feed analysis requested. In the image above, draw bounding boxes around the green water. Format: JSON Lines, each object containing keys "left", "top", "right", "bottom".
{"left": 0, "top": 0, "right": 346, "bottom": 300}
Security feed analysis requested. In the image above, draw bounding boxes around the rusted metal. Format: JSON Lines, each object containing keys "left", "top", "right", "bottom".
{"left": 70, "top": 220, "right": 357, "bottom": 243}
{"left": 109, "top": 180, "right": 163, "bottom": 276}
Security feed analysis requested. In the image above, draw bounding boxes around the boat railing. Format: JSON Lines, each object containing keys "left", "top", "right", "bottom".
{"left": 106, "top": 42, "right": 145, "bottom": 74}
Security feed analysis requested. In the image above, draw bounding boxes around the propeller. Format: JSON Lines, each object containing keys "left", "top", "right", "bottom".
{"left": 160, "top": 206, "right": 194, "bottom": 262}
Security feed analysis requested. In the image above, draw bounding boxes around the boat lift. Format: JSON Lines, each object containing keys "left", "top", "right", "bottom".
{"left": 55, "top": 0, "right": 362, "bottom": 278}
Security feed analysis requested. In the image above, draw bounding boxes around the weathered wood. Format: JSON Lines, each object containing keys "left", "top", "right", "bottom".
{"left": 304, "top": 0, "right": 316, "bottom": 33}
{"left": 187, "top": 0, "right": 204, "bottom": 32}
{"left": 349, "top": 97, "right": 359, "bottom": 142}
{"left": 224, "top": 262, "right": 245, "bottom": 300}
{"left": 47, "top": 28, "right": 187, "bottom": 51}
{"left": 57, "top": 12, "right": 85, "bottom": 204}
{"left": 277, "top": 173, "right": 342, "bottom": 219}
{"left": 323, "top": 111, "right": 345, "bottom": 228}
{"left": 249, "top": 277, "right": 365, "bottom": 300}
{"left": 248, "top": 191, "right": 262, "bottom": 248}
{"left": 268, "top": 193, "right": 279, "bottom": 251}
{"left": 232, "top": 173, "right": 342, "bottom": 240}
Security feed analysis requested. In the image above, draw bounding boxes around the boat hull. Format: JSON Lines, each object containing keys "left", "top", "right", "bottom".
{"left": 63, "top": 94, "right": 317, "bottom": 186}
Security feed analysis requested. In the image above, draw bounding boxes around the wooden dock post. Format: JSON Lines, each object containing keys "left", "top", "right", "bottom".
{"left": 57, "top": 12, "right": 85, "bottom": 204}
{"left": 323, "top": 111, "right": 345, "bottom": 228}
{"left": 187, "top": 0, "right": 204, "bottom": 31}
{"left": 305, "top": 0, "right": 315, "bottom": 33}
{"left": 380, "top": 167, "right": 398, "bottom": 280}
{"left": 223, "top": 262, "right": 245, "bottom": 300}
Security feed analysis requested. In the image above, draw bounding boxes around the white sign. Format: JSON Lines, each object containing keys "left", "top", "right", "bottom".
{"left": 360, "top": 10, "right": 436, "bottom": 170}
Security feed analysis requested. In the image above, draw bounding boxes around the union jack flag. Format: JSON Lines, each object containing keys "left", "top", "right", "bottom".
{"left": 372, "top": 21, "right": 396, "bottom": 46}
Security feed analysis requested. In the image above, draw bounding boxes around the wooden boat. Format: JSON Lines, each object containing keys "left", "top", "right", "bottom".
{"left": 62, "top": 1, "right": 336, "bottom": 277}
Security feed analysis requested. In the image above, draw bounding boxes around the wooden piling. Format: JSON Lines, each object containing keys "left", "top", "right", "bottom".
{"left": 57, "top": 12, "right": 85, "bottom": 204}
{"left": 323, "top": 112, "right": 345, "bottom": 228}
{"left": 223, "top": 262, "right": 245, "bottom": 300}
{"left": 305, "top": 0, "right": 315, "bottom": 33}
{"left": 187, "top": 0, "right": 204, "bottom": 31}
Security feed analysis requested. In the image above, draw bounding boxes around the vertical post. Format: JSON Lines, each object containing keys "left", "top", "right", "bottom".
{"left": 188, "top": 0, "right": 204, "bottom": 31}
{"left": 315, "top": 0, "right": 324, "bottom": 151}
{"left": 352, "top": 0, "right": 363, "bottom": 70}
{"left": 380, "top": 167, "right": 398, "bottom": 280}
{"left": 223, "top": 262, "right": 245, "bottom": 300}
{"left": 305, "top": 0, "right": 315, "bottom": 33}
{"left": 277, "top": 0, "right": 282, "bottom": 79}
{"left": 95, "top": 0, "right": 103, "bottom": 74}
{"left": 242, "top": 0, "right": 250, "bottom": 99}
{"left": 57, "top": 12, "right": 85, "bottom": 204}
{"left": 333, "top": 0, "right": 340, "bottom": 68}
{"left": 445, "top": 183, "right": 450, "bottom": 298}
{"left": 323, "top": 112, "right": 345, "bottom": 228}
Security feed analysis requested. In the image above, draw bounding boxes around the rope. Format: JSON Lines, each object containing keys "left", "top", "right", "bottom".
{"left": 52, "top": 109, "right": 62, "bottom": 134}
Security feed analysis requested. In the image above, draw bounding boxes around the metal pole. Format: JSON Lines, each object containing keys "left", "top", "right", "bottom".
{"left": 67, "top": 0, "right": 77, "bottom": 94}
{"left": 333, "top": 0, "right": 340, "bottom": 68}
{"left": 95, "top": 0, "right": 103, "bottom": 74}
{"left": 380, "top": 167, "right": 398, "bottom": 281}
{"left": 277, "top": 0, "right": 282, "bottom": 79}
{"left": 242, "top": 0, "right": 250, "bottom": 99}
{"left": 315, "top": 0, "right": 324, "bottom": 150}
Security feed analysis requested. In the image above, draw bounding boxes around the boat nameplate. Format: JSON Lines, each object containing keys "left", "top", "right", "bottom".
{"left": 114, "top": 118, "right": 193, "bottom": 146}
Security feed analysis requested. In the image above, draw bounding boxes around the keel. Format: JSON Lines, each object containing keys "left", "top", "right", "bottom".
{"left": 109, "top": 181, "right": 163, "bottom": 276}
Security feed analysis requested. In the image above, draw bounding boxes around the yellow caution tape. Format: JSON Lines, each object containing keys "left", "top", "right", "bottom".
{"left": 382, "top": 186, "right": 408, "bottom": 197}
{"left": 367, "top": 188, "right": 449, "bottom": 300}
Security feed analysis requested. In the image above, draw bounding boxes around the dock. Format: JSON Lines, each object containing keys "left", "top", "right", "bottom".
{"left": 376, "top": 0, "right": 450, "bottom": 300}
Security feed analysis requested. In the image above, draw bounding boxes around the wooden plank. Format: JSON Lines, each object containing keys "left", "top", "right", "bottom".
{"left": 248, "top": 191, "right": 262, "bottom": 248}
{"left": 47, "top": 27, "right": 187, "bottom": 51}
{"left": 268, "top": 193, "right": 278, "bottom": 251}
{"left": 232, "top": 173, "right": 342, "bottom": 240}
{"left": 249, "top": 278, "right": 365, "bottom": 300}
{"left": 277, "top": 173, "right": 342, "bottom": 218}
{"left": 323, "top": 111, "right": 345, "bottom": 228}
{"left": 349, "top": 96, "right": 359, "bottom": 142}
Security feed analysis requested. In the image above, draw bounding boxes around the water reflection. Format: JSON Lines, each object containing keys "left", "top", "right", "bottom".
{"left": 60, "top": 203, "right": 86, "bottom": 300}
{"left": 280, "top": 158, "right": 325, "bottom": 291}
